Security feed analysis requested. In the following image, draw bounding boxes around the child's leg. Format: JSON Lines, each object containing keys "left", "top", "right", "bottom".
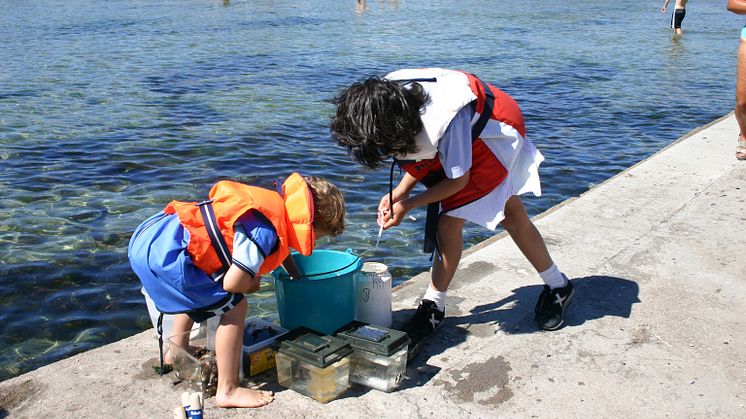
{"left": 420, "top": 214, "right": 465, "bottom": 312}
{"left": 502, "top": 195, "right": 574, "bottom": 330}
{"left": 736, "top": 34, "right": 746, "bottom": 160}
{"left": 430, "top": 214, "right": 466, "bottom": 292}
{"left": 165, "top": 314, "right": 194, "bottom": 365}
{"left": 501, "top": 196, "right": 553, "bottom": 273}
{"left": 213, "top": 298, "right": 274, "bottom": 408}
{"left": 402, "top": 215, "right": 464, "bottom": 338}
{"left": 412, "top": 215, "right": 464, "bottom": 313}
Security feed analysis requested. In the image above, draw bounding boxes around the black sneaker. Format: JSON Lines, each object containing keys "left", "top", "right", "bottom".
{"left": 534, "top": 279, "right": 575, "bottom": 331}
{"left": 402, "top": 299, "right": 445, "bottom": 360}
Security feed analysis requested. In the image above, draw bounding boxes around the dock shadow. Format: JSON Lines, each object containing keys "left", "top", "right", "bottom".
{"left": 395, "top": 275, "right": 640, "bottom": 386}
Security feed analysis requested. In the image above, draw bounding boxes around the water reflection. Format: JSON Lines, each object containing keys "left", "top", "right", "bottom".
{"left": 669, "top": 34, "right": 685, "bottom": 60}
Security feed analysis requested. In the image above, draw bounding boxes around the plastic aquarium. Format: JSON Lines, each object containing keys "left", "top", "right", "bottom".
{"left": 167, "top": 330, "right": 218, "bottom": 397}
{"left": 335, "top": 321, "right": 410, "bottom": 392}
{"left": 242, "top": 317, "right": 288, "bottom": 376}
{"left": 275, "top": 329, "right": 353, "bottom": 403}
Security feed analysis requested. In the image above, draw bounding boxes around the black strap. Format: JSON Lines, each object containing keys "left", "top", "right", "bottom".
{"left": 388, "top": 159, "right": 397, "bottom": 219}
{"left": 423, "top": 203, "right": 440, "bottom": 254}
{"left": 157, "top": 312, "right": 165, "bottom": 376}
{"left": 392, "top": 77, "right": 437, "bottom": 84}
{"left": 470, "top": 75, "right": 495, "bottom": 141}
{"left": 196, "top": 200, "right": 232, "bottom": 274}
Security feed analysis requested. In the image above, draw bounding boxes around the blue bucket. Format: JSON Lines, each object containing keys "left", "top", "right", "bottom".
{"left": 272, "top": 249, "right": 361, "bottom": 335}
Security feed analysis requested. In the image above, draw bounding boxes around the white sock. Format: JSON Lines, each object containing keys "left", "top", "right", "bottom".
{"left": 539, "top": 263, "right": 568, "bottom": 289}
{"left": 423, "top": 285, "right": 446, "bottom": 312}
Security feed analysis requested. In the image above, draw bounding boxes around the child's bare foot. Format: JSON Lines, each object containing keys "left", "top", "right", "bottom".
{"left": 215, "top": 387, "right": 274, "bottom": 408}
{"left": 163, "top": 349, "right": 173, "bottom": 365}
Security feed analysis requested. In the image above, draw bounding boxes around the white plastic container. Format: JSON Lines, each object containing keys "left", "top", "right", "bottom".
{"left": 355, "top": 262, "right": 392, "bottom": 328}
{"left": 141, "top": 287, "right": 201, "bottom": 339}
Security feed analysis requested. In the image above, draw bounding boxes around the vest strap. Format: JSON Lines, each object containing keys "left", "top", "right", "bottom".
{"left": 470, "top": 75, "right": 495, "bottom": 141}
{"left": 392, "top": 77, "right": 437, "bottom": 84}
{"left": 196, "top": 200, "right": 232, "bottom": 274}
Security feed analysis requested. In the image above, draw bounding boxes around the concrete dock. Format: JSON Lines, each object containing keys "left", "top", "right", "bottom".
{"left": 1, "top": 114, "right": 745, "bottom": 418}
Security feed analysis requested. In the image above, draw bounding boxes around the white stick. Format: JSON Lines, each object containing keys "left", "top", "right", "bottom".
{"left": 374, "top": 223, "right": 384, "bottom": 248}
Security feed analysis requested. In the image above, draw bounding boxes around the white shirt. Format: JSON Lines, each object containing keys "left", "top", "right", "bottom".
{"left": 231, "top": 210, "right": 278, "bottom": 277}
{"left": 437, "top": 105, "right": 474, "bottom": 179}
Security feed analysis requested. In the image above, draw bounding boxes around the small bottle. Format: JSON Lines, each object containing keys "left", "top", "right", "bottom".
{"left": 180, "top": 392, "right": 191, "bottom": 417}
{"left": 187, "top": 392, "right": 203, "bottom": 419}
{"left": 173, "top": 405, "right": 187, "bottom": 419}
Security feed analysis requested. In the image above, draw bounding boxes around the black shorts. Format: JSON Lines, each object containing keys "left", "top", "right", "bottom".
{"left": 186, "top": 292, "right": 245, "bottom": 323}
{"left": 671, "top": 8, "right": 686, "bottom": 29}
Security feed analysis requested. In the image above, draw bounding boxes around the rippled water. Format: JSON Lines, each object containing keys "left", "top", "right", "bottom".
{"left": 0, "top": 0, "right": 741, "bottom": 381}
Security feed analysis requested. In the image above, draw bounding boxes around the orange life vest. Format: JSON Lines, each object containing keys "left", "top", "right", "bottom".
{"left": 163, "top": 173, "right": 314, "bottom": 276}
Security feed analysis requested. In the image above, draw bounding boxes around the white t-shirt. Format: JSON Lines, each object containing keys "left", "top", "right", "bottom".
{"left": 437, "top": 105, "right": 474, "bottom": 179}
{"left": 231, "top": 210, "right": 278, "bottom": 277}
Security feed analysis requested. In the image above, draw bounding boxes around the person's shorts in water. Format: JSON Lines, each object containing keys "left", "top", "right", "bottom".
{"left": 671, "top": 8, "right": 686, "bottom": 29}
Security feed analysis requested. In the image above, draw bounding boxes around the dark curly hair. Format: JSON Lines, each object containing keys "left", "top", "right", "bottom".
{"left": 330, "top": 76, "right": 430, "bottom": 169}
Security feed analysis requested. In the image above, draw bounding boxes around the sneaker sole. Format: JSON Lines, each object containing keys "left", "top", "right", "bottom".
{"left": 405, "top": 323, "right": 443, "bottom": 363}
{"left": 407, "top": 338, "right": 426, "bottom": 363}
{"left": 539, "top": 287, "right": 576, "bottom": 331}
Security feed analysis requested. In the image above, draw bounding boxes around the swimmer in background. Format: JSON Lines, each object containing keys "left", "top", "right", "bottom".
{"left": 662, "top": 0, "right": 688, "bottom": 35}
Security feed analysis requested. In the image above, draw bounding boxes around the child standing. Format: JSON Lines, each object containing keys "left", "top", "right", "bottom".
{"left": 128, "top": 173, "right": 345, "bottom": 408}
{"left": 330, "top": 68, "right": 574, "bottom": 351}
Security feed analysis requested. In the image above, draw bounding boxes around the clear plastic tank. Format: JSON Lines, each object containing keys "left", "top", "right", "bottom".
{"left": 275, "top": 330, "right": 352, "bottom": 403}
{"left": 335, "top": 322, "right": 410, "bottom": 392}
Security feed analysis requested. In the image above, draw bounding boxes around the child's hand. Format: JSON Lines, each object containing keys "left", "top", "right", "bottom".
{"left": 378, "top": 195, "right": 393, "bottom": 222}
{"left": 380, "top": 201, "right": 408, "bottom": 229}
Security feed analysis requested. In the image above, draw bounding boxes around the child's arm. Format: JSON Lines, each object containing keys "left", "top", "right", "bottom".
{"left": 381, "top": 171, "right": 470, "bottom": 229}
{"left": 661, "top": 0, "right": 670, "bottom": 12}
{"left": 728, "top": 0, "right": 746, "bottom": 14}
{"left": 223, "top": 265, "right": 260, "bottom": 293}
{"left": 380, "top": 105, "right": 472, "bottom": 229}
{"left": 225, "top": 210, "right": 277, "bottom": 292}
{"left": 281, "top": 255, "right": 302, "bottom": 279}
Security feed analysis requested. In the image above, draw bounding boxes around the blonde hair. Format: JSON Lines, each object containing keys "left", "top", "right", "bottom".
{"left": 305, "top": 176, "right": 345, "bottom": 237}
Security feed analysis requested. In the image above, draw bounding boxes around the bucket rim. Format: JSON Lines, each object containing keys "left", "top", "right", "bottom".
{"left": 275, "top": 248, "right": 362, "bottom": 280}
